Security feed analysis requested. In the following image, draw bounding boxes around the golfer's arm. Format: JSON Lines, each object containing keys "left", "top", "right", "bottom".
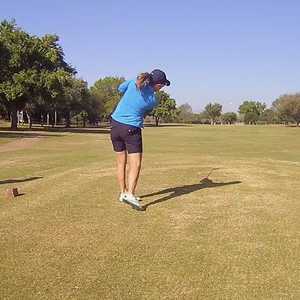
{"left": 144, "top": 96, "right": 158, "bottom": 117}
{"left": 118, "top": 80, "right": 130, "bottom": 94}
{"left": 143, "top": 109, "right": 153, "bottom": 118}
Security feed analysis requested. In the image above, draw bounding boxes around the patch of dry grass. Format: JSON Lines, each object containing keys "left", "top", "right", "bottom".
{"left": 0, "top": 125, "right": 299, "bottom": 299}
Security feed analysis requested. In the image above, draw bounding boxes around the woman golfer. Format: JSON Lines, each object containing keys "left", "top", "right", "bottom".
{"left": 110, "top": 69, "right": 170, "bottom": 210}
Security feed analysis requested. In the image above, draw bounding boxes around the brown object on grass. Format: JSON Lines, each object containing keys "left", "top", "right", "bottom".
{"left": 5, "top": 188, "right": 20, "bottom": 198}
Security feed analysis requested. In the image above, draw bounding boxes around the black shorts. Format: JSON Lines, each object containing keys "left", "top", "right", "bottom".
{"left": 110, "top": 118, "right": 143, "bottom": 153}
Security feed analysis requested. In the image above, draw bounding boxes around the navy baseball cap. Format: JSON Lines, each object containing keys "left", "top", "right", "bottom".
{"left": 150, "top": 69, "right": 170, "bottom": 86}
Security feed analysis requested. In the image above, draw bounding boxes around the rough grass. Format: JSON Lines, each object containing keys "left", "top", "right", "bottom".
{"left": 0, "top": 125, "right": 299, "bottom": 299}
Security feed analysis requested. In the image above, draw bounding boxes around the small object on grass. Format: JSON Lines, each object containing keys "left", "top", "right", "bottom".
{"left": 5, "top": 188, "right": 20, "bottom": 198}
{"left": 200, "top": 177, "right": 213, "bottom": 185}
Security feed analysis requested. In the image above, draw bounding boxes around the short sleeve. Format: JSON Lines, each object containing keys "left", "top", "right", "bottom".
{"left": 118, "top": 80, "right": 131, "bottom": 94}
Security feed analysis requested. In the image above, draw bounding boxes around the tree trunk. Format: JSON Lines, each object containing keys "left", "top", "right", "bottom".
{"left": 10, "top": 102, "right": 18, "bottom": 130}
{"left": 6, "top": 106, "right": 11, "bottom": 121}
{"left": 83, "top": 117, "right": 86, "bottom": 128}
{"left": 51, "top": 112, "right": 54, "bottom": 128}
{"left": 26, "top": 111, "right": 32, "bottom": 129}
{"left": 54, "top": 110, "right": 57, "bottom": 127}
{"left": 65, "top": 112, "right": 71, "bottom": 128}
{"left": 47, "top": 113, "right": 50, "bottom": 126}
{"left": 155, "top": 116, "right": 159, "bottom": 127}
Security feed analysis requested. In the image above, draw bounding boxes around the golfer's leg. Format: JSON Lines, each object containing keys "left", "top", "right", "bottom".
{"left": 116, "top": 151, "right": 127, "bottom": 193}
{"left": 127, "top": 153, "right": 142, "bottom": 195}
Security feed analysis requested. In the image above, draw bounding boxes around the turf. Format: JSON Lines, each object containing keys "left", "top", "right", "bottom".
{"left": 0, "top": 125, "right": 299, "bottom": 299}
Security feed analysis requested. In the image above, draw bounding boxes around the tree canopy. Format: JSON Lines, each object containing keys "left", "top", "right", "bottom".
{"left": 239, "top": 101, "right": 266, "bottom": 124}
{"left": 0, "top": 20, "right": 75, "bottom": 129}
{"left": 273, "top": 94, "right": 300, "bottom": 126}
{"left": 90, "top": 77, "right": 125, "bottom": 121}
{"left": 151, "top": 91, "right": 177, "bottom": 126}
{"left": 204, "top": 102, "right": 222, "bottom": 125}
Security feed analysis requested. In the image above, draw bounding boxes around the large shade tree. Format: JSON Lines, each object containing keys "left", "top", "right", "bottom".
{"left": 0, "top": 20, "right": 75, "bottom": 129}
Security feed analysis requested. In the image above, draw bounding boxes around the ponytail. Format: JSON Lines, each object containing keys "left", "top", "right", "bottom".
{"left": 136, "top": 72, "right": 153, "bottom": 89}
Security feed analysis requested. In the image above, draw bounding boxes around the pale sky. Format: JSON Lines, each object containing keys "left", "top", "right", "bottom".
{"left": 1, "top": 0, "right": 300, "bottom": 112}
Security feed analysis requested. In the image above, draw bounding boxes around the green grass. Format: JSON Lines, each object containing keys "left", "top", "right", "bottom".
{"left": 0, "top": 125, "right": 299, "bottom": 299}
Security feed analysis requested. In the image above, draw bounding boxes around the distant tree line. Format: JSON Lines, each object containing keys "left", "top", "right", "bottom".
{"left": 175, "top": 97, "right": 300, "bottom": 126}
{"left": 1, "top": 20, "right": 299, "bottom": 128}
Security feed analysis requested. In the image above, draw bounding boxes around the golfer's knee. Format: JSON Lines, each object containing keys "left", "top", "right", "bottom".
{"left": 129, "top": 160, "right": 141, "bottom": 170}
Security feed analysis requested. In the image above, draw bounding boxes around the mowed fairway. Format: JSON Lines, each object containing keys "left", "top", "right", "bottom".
{"left": 0, "top": 125, "right": 299, "bottom": 299}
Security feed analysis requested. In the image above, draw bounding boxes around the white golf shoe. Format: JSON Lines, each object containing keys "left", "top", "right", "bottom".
{"left": 119, "top": 192, "right": 140, "bottom": 202}
{"left": 119, "top": 192, "right": 126, "bottom": 202}
{"left": 121, "top": 193, "right": 144, "bottom": 211}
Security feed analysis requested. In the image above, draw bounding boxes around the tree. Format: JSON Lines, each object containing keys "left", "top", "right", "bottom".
{"left": 177, "top": 103, "right": 194, "bottom": 123}
{"left": 221, "top": 112, "right": 237, "bottom": 124}
{"left": 259, "top": 108, "right": 278, "bottom": 124}
{"left": 23, "top": 69, "right": 75, "bottom": 128}
{"left": 192, "top": 111, "right": 210, "bottom": 124}
{"left": 55, "top": 78, "right": 89, "bottom": 127}
{"left": 0, "top": 20, "right": 75, "bottom": 129}
{"left": 0, "top": 100, "right": 6, "bottom": 120}
{"left": 239, "top": 101, "right": 266, "bottom": 124}
{"left": 90, "top": 76, "right": 125, "bottom": 121}
{"left": 239, "top": 101, "right": 266, "bottom": 115}
{"left": 273, "top": 94, "right": 300, "bottom": 126}
{"left": 82, "top": 94, "right": 103, "bottom": 126}
{"left": 151, "top": 91, "right": 177, "bottom": 126}
{"left": 244, "top": 111, "right": 259, "bottom": 125}
{"left": 204, "top": 102, "right": 222, "bottom": 125}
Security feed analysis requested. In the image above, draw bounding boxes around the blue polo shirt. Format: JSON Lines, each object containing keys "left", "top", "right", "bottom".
{"left": 111, "top": 80, "right": 157, "bottom": 128}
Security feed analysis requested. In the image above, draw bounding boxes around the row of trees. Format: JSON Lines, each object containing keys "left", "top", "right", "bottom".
{"left": 0, "top": 20, "right": 178, "bottom": 129}
{"left": 176, "top": 97, "right": 300, "bottom": 126}
{"left": 176, "top": 103, "right": 237, "bottom": 125}
{"left": 1, "top": 20, "right": 299, "bottom": 129}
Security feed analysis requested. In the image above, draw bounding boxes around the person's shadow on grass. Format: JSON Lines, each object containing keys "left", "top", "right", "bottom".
{"left": 140, "top": 178, "right": 242, "bottom": 210}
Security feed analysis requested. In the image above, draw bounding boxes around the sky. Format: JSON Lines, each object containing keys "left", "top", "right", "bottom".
{"left": 1, "top": 0, "right": 300, "bottom": 112}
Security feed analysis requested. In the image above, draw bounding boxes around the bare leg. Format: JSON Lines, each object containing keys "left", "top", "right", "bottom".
{"left": 116, "top": 151, "right": 127, "bottom": 193}
{"left": 127, "top": 153, "right": 142, "bottom": 195}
